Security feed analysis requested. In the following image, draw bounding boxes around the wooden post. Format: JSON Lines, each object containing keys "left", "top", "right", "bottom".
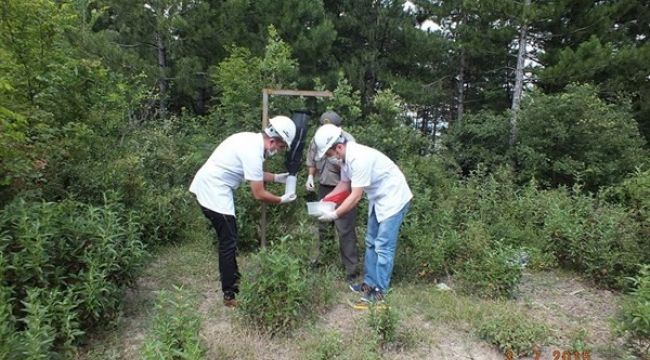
{"left": 259, "top": 88, "right": 332, "bottom": 247}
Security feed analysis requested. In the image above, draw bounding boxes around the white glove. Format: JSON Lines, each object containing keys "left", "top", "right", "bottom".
{"left": 318, "top": 210, "right": 338, "bottom": 222}
{"left": 305, "top": 174, "right": 315, "bottom": 191}
{"left": 274, "top": 172, "right": 289, "bottom": 183}
{"left": 280, "top": 193, "right": 297, "bottom": 204}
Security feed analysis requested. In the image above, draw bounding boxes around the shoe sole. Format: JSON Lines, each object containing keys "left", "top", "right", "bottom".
{"left": 346, "top": 299, "right": 388, "bottom": 311}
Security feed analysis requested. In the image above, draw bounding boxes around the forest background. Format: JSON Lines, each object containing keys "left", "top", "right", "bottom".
{"left": 1, "top": 0, "right": 649, "bottom": 359}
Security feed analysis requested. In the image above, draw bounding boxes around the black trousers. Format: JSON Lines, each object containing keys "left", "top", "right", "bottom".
{"left": 200, "top": 206, "right": 240, "bottom": 297}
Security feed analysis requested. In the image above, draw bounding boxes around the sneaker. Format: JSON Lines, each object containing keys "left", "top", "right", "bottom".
{"left": 371, "top": 287, "right": 384, "bottom": 302}
{"left": 351, "top": 290, "right": 387, "bottom": 311}
{"left": 223, "top": 292, "right": 237, "bottom": 308}
{"left": 349, "top": 282, "right": 371, "bottom": 294}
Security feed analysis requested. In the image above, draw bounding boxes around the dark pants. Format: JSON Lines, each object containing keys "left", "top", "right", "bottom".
{"left": 200, "top": 206, "right": 240, "bottom": 297}
{"left": 318, "top": 184, "right": 359, "bottom": 278}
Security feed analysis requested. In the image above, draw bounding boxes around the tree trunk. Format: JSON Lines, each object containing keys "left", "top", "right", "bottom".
{"left": 155, "top": 31, "right": 168, "bottom": 118}
{"left": 457, "top": 49, "right": 465, "bottom": 126}
{"left": 510, "top": 0, "right": 530, "bottom": 146}
{"left": 432, "top": 113, "right": 438, "bottom": 149}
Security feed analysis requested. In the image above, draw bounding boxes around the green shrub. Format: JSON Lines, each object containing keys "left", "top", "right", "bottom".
{"left": 0, "top": 283, "right": 18, "bottom": 359}
{"left": 619, "top": 265, "right": 650, "bottom": 356}
{"left": 237, "top": 235, "right": 335, "bottom": 335}
{"left": 456, "top": 243, "right": 524, "bottom": 299}
{"left": 367, "top": 300, "right": 399, "bottom": 346}
{"left": 19, "top": 289, "right": 57, "bottom": 359}
{"left": 136, "top": 186, "right": 208, "bottom": 246}
{"left": 0, "top": 198, "right": 146, "bottom": 356}
{"left": 541, "top": 188, "right": 644, "bottom": 289}
{"left": 443, "top": 85, "right": 647, "bottom": 191}
{"left": 306, "top": 330, "right": 344, "bottom": 360}
{"left": 444, "top": 111, "right": 511, "bottom": 176}
{"left": 394, "top": 163, "right": 646, "bottom": 291}
{"left": 393, "top": 155, "right": 460, "bottom": 281}
{"left": 516, "top": 84, "right": 647, "bottom": 191}
{"left": 602, "top": 168, "right": 650, "bottom": 250}
{"left": 0, "top": 109, "right": 32, "bottom": 206}
{"left": 477, "top": 306, "right": 549, "bottom": 356}
{"left": 141, "top": 287, "right": 206, "bottom": 360}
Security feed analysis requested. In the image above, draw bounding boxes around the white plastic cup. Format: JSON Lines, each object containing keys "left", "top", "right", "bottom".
{"left": 306, "top": 201, "right": 336, "bottom": 216}
{"left": 285, "top": 175, "right": 297, "bottom": 195}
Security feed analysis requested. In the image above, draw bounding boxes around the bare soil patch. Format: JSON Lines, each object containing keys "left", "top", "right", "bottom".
{"left": 515, "top": 270, "right": 624, "bottom": 359}
{"left": 76, "top": 244, "right": 628, "bottom": 360}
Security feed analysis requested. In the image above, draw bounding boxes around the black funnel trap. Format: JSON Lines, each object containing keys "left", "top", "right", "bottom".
{"left": 285, "top": 110, "right": 310, "bottom": 175}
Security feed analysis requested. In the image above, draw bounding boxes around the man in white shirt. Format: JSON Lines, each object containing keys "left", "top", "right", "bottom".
{"left": 305, "top": 111, "right": 359, "bottom": 282}
{"left": 312, "top": 124, "right": 412, "bottom": 309}
{"left": 190, "top": 116, "right": 298, "bottom": 307}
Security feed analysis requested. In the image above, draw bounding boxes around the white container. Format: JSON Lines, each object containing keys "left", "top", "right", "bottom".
{"left": 306, "top": 201, "right": 336, "bottom": 216}
{"left": 284, "top": 175, "right": 297, "bottom": 195}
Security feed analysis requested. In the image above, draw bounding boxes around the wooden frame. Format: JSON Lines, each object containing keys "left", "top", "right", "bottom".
{"left": 260, "top": 88, "right": 333, "bottom": 247}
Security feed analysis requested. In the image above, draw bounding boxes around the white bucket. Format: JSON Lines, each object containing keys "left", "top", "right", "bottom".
{"left": 306, "top": 201, "right": 336, "bottom": 216}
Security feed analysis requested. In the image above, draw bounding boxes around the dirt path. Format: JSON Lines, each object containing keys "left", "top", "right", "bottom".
{"left": 76, "top": 240, "right": 629, "bottom": 360}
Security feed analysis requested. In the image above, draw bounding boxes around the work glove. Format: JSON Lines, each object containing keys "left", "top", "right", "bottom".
{"left": 305, "top": 174, "right": 315, "bottom": 191}
{"left": 318, "top": 210, "right": 338, "bottom": 222}
{"left": 280, "top": 192, "right": 297, "bottom": 204}
{"left": 274, "top": 172, "right": 289, "bottom": 183}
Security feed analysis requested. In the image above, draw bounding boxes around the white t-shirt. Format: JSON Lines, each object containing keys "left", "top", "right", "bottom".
{"left": 341, "top": 142, "right": 413, "bottom": 222}
{"left": 189, "top": 132, "right": 265, "bottom": 215}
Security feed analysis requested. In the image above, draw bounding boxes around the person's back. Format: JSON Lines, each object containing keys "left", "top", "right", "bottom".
{"left": 341, "top": 142, "right": 411, "bottom": 222}
{"left": 189, "top": 116, "right": 298, "bottom": 307}
{"left": 190, "top": 132, "right": 264, "bottom": 215}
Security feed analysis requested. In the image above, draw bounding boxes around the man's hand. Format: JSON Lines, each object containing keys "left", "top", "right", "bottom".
{"left": 274, "top": 172, "right": 290, "bottom": 183}
{"left": 280, "top": 193, "right": 297, "bottom": 204}
{"left": 318, "top": 210, "right": 338, "bottom": 222}
{"left": 305, "top": 174, "right": 315, "bottom": 191}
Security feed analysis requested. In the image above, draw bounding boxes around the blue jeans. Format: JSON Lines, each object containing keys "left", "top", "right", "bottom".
{"left": 363, "top": 201, "right": 410, "bottom": 292}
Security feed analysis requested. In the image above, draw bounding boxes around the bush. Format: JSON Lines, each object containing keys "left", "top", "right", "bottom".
{"left": 516, "top": 85, "right": 647, "bottom": 191}
{"left": 393, "top": 163, "right": 647, "bottom": 291}
{"left": 237, "top": 234, "right": 335, "bottom": 335}
{"left": 444, "top": 111, "right": 511, "bottom": 176}
{"left": 602, "top": 168, "right": 650, "bottom": 248}
{"left": 141, "top": 287, "right": 206, "bottom": 360}
{"left": 367, "top": 301, "right": 399, "bottom": 346}
{"left": 442, "top": 85, "right": 647, "bottom": 191}
{"left": 477, "top": 306, "right": 549, "bottom": 356}
{"left": 541, "top": 188, "right": 644, "bottom": 289}
{"left": 619, "top": 265, "right": 650, "bottom": 356}
{"left": 0, "top": 198, "right": 146, "bottom": 356}
{"left": 305, "top": 330, "right": 344, "bottom": 360}
{"left": 456, "top": 243, "right": 524, "bottom": 299}
{"left": 392, "top": 155, "right": 459, "bottom": 281}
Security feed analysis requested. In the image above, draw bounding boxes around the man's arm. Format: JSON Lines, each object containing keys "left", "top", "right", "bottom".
{"left": 263, "top": 172, "right": 275, "bottom": 182}
{"left": 327, "top": 179, "right": 351, "bottom": 196}
{"left": 332, "top": 183, "right": 362, "bottom": 217}
{"left": 305, "top": 140, "right": 318, "bottom": 191}
{"left": 249, "top": 180, "right": 282, "bottom": 203}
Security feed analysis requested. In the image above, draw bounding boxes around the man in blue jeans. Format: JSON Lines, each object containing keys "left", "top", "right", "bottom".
{"left": 312, "top": 124, "right": 412, "bottom": 309}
